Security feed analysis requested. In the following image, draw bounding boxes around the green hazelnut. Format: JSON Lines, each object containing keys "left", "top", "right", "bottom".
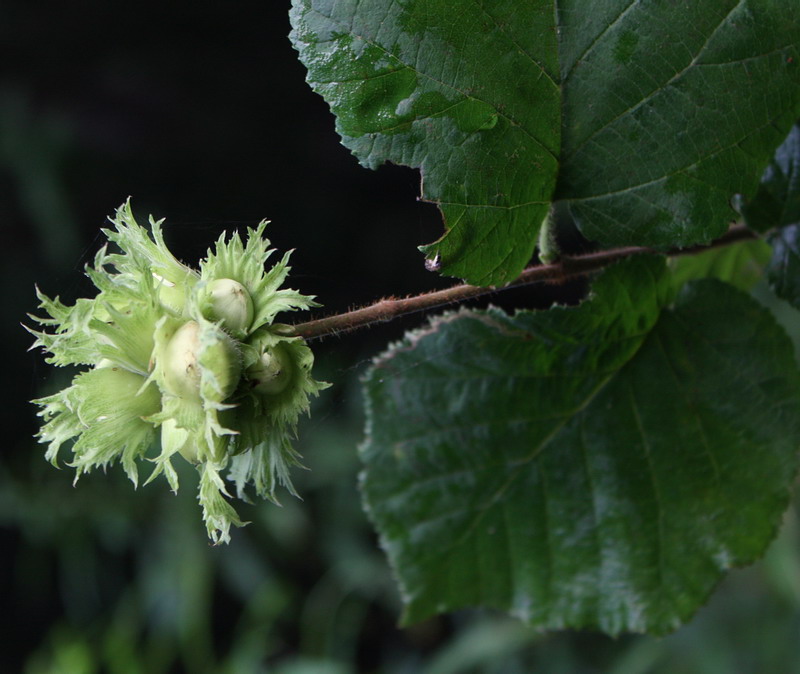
{"left": 204, "top": 278, "right": 254, "bottom": 335}
{"left": 162, "top": 321, "right": 202, "bottom": 400}
{"left": 162, "top": 320, "right": 242, "bottom": 401}
{"left": 246, "top": 343, "right": 293, "bottom": 395}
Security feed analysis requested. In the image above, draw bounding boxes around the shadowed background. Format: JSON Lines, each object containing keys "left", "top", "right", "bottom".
{"left": 4, "top": 2, "right": 800, "bottom": 672}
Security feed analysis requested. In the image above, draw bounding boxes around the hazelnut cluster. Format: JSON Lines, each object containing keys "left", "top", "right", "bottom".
{"left": 29, "top": 200, "right": 327, "bottom": 543}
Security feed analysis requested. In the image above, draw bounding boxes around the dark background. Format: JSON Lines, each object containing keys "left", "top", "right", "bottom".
{"left": 4, "top": 2, "right": 800, "bottom": 672}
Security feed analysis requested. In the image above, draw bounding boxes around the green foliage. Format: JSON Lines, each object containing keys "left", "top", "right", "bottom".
{"left": 285, "top": 0, "right": 800, "bottom": 637}
{"left": 290, "top": 0, "right": 800, "bottom": 285}
{"left": 361, "top": 257, "right": 800, "bottom": 633}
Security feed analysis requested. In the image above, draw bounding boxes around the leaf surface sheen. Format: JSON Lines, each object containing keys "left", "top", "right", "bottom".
{"left": 291, "top": 0, "right": 800, "bottom": 285}
{"left": 291, "top": 0, "right": 560, "bottom": 285}
{"left": 360, "top": 256, "right": 800, "bottom": 634}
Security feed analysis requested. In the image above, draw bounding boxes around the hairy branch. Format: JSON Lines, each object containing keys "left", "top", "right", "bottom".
{"left": 290, "top": 225, "right": 757, "bottom": 340}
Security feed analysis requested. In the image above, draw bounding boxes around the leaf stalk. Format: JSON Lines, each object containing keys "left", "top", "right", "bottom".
{"left": 291, "top": 225, "right": 756, "bottom": 340}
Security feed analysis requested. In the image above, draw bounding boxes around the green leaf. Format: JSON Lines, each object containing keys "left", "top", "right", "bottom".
{"left": 290, "top": 0, "right": 559, "bottom": 285}
{"left": 668, "top": 238, "right": 771, "bottom": 291}
{"left": 290, "top": 1, "right": 800, "bottom": 285}
{"left": 556, "top": 3, "right": 799, "bottom": 250}
{"left": 360, "top": 256, "right": 800, "bottom": 634}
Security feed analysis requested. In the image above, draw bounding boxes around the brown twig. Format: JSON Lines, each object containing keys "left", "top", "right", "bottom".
{"left": 290, "top": 225, "right": 757, "bottom": 340}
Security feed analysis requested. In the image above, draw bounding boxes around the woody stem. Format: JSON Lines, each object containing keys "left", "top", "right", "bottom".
{"left": 290, "top": 225, "right": 757, "bottom": 340}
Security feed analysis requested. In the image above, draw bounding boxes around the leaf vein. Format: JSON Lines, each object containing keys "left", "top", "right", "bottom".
{"left": 628, "top": 382, "right": 666, "bottom": 591}
{"left": 474, "top": 0, "right": 558, "bottom": 90}
{"left": 561, "top": 0, "right": 639, "bottom": 84}
{"left": 564, "top": 0, "right": 745, "bottom": 161}
{"left": 566, "top": 113, "right": 781, "bottom": 202}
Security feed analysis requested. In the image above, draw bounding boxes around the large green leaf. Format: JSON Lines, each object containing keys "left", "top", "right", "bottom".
{"left": 742, "top": 122, "right": 800, "bottom": 307}
{"left": 360, "top": 256, "right": 800, "bottom": 634}
{"left": 289, "top": 0, "right": 560, "bottom": 285}
{"left": 556, "top": 2, "right": 798, "bottom": 250}
{"left": 290, "top": 1, "right": 800, "bottom": 285}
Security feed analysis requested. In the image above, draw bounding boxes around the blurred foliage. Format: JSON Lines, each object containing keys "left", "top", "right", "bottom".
{"left": 7, "top": 374, "right": 800, "bottom": 673}
{"left": 5, "top": 1, "right": 800, "bottom": 672}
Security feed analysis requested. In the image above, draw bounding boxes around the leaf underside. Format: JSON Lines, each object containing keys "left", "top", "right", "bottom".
{"left": 360, "top": 256, "right": 800, "bottom": 634}
{"left": 742, "top": 121, "right": 800, "bottom": 307}
{"left": 291, "top": 0, "right": 800, "bottom": 285}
